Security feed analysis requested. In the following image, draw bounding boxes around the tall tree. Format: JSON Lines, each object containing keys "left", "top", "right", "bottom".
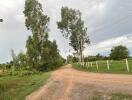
{"left": 57, "top": 7, "right": 90, "bottom": 62}
{"left": 23, "top": 0, "right": 64, "bottom": 71}
{"left": 23, "top": 0, "right": 49, "bottom": 68}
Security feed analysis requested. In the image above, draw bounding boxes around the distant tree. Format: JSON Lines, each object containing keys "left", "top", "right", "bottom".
{"left": 110, "top": 45, "right": 129, "bottom": 60}
{"left": 67, "top": 55, "right": 73, "bottom": 63}
{"left": 84, "top": 56, "right": 96, "bottom": 62}
{"left": 57, "top": 7, "right": 90, "bottom": 62}
{"left": 95, "top": 53, "right": 108, "bottom": 60}
{"left": 96, "top": 53, "right": 102, "bottom": 60}
{"left": 17, "top": 52, "right": 27, "bottom": 68}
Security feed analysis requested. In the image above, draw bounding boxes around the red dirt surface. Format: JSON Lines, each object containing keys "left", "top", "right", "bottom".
{"left": 26, "top": 64, "right": 132, "bottom": 100}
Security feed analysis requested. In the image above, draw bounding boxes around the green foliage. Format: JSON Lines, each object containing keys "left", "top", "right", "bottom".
{"left": 84, "top": 54, "right": 109, "bottom": 62}
{"left": 17, "top": 52, "right": 27, "bottom": 68}
{"left": 67, "top": 55, "right": 73, "bottom": 63}
{"left": 67, "top": 55, "right": 79, "bottom": 63}
{"left": 0, "top": 69, "right": 41, "bottom": 77}
{"left": 57, "top": 7, "right": 90, "bottom": 62}
{"left": 0, "top": 72, "right": 51, "bottom": 100}
{"left": 36, "top": 40, "right": 64, "bottom": 71}
{"left": 110, "top": 45, "right": 129, "bottom": 60}
{"left": 23, "top": 0, "right": 64, "bottom": 71}
{"left": 84, "top": 56, "right": 97, "bottom": 62}
{"left": 23, "top": 0, "right": 50, "bottom": 69}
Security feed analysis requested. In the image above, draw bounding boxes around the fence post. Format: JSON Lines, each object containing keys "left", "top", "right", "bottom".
{"left": 107, "top": 60, "right": 110, "bottom": 70}
{"left": 126, "top": 58, "right": 129, "bottom": 72}
{"left": 88, "top": 62, "right": 89, "bottom": 67}
{"left": 86, "top": 62, "right": 88, "bottom": 69}
{"left": 91, "top": 62, "right": 93, "bottom": 67}
{"left": 82, "top": 62, "right": 83, "bottom": 67}
{"left": 80, "top": 62, "right": 82, "bottom": 67}
{"left": 96, "top": 61, "right": 99, "bottom": 70}
{"left": 82, "top": 62, "right": 85, "bottom": 67}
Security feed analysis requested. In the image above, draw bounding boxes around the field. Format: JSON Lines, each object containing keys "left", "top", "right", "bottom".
{"left": 0, "top": 72, "right": 51, "bottom": 100}
{"left": 73, "top": 59, "right": 132, "bottom": 74}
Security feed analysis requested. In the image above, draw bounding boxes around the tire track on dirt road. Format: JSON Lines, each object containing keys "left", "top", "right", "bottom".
{"left": 26, "top": 64, "right": 132, "bottom": 100}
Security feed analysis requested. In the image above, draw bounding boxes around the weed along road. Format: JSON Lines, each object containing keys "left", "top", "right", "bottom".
{"left": 26, "top": 64, "right": 132, "bottom": 100}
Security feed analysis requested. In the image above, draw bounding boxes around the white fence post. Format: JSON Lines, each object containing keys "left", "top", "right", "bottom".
{"left": 86, "top": 62, "right": 88, "bottom": 68}
{"left": 91, "top": 62, "right": 93, "bottom": 67}
{"left": 83, "top": 62, "right": 85, "bottom": 67}
{"left": 96, "top": 61, "right": 99, "bottom": 70}
{"left": 107, "top": 60, "right": 110, "bottom": 70}
{"left": 82, "top": 62, "right": 84, "bottom": 67}
{"left": 126, "top": 58, "right": 129, "bottom": 72}
{"left": 80, "top": 62, "right": 82, "bottom": 66}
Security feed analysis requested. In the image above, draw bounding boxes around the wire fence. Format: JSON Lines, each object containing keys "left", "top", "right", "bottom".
{"left": 76, "top": 58, "right": 132, "bottom": 73}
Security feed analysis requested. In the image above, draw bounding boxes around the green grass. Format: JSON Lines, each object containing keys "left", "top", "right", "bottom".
{"left": 111, "top": 93, "right": 132, "bottom": 100}
{"left": 73, "top": 60, "right": 132, "bottom": 74}
{"left": 0, "top": 72, "right": 51, "bottom": 100}
{"left": 92, "top": 93, "right": 132, "bottom": 100}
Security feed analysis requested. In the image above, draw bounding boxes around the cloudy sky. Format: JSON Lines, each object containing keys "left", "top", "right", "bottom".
{"left": 0, "top": 0, "right": 132, "bottom": 63}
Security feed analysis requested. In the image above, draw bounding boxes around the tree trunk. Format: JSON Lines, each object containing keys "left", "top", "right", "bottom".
{"left": 80, "top": 39, "right": 84, "bottom": 62}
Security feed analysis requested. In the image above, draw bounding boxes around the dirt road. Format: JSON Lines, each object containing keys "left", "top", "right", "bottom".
{"left": 26, "top": 64, "right": 132, "bottom": 100}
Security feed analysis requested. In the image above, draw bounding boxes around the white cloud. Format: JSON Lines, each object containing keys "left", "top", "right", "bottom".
{"left": 0, "top": 0, "right": 132, "bottom": 63}
{"left": 84, "top": 34, "right": 132, "bottom": 56}
{"left": 15, "top": 14, "right": 25, "bottom": 23}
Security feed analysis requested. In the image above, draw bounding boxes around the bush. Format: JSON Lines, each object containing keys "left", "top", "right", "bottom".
{"left": 9, "top": 70, "right": 41, "bottom": 77}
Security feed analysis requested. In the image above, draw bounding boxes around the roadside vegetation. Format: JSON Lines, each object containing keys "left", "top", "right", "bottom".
{"left": 0, "top": 0, "right": 132, "bottom": 99}
{"left": 0, "top": 0, "right": 64, "bottom": 99}
{"left": 0, "top": 72, "right": 51, "bottom": 100}
{"left": 73, "top": 59, "right": 132, "bottom": 74}
{"left": 72, "top": 45, "right": 132, "bottom": 74}
{"left": 91, "top": 93, "right": 132, "bottom": 100}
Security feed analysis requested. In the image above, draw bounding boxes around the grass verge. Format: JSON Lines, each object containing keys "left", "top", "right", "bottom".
{"left": 92, "top": 93, "right": 132, "bottom": 100}
{"left": 72, "top": 64, "right": 132, "bottom": 99}
{"left": 72, "top": 60, "right": 132, "bottom": 74}
{"left": 0, "top": 72, "right": 51, "bottom": 100}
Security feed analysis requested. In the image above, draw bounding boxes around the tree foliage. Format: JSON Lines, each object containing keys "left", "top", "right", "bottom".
{"left": 23, "top": 0, "right": 50, "bottom": 68}
{"left": 57, "top": 7, "right": 90, "bottom": 62}
{"left": 17, "top": 52, "right": 27, "bottom": 68}
{"left": 23, "top": 0, "right": 64, "bottom": 71}
{"left": 110, "top": 45, "right": 129, "bottom": 60}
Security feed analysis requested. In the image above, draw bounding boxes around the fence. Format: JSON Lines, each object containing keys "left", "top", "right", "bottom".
{"left": 76, "top": 58, "right": 132, "bottom": 73}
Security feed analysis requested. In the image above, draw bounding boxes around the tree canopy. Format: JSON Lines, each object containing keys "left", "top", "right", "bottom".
{"left": 57, "top": 7, "right": 90, "bottom": 62}
{"left": 23, "top": 0, "right": 64, "bottom": 71}
{"left": 110, "top": 45, "right": 129, "bottom": 60}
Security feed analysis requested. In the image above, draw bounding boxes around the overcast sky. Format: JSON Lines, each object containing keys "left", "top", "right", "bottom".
{"left": 0, "top": 0, "right": 132, "bottom": 63}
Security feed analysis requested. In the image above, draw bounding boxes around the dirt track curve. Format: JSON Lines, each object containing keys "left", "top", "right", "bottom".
{"left": 26, "top": 64, "right": 132, "bottom": 100}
